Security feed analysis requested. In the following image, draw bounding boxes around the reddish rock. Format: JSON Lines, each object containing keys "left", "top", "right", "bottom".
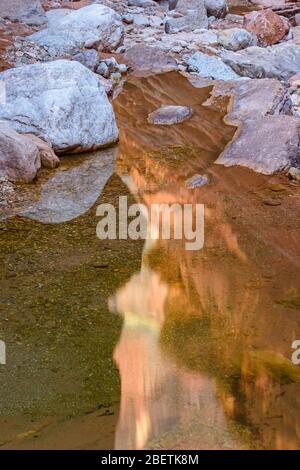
{"left": 244, "top": 9, "right": 290, "bottom": 46}
{"left": 24, "top": 134, "right": 60, "bottom": 169}
{"left": 0, "top": 124, "right": 41, "bottom": 182}
{"left": 124, "top": 45, "right": 177, "bottom": 76}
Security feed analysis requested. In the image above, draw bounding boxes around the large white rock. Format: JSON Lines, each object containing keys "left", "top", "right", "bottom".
{"left": 0, "top": 60, "right": 119, "bottom": 154}
{"left": 28, "top": 4, "right": 124, "bottom": 56}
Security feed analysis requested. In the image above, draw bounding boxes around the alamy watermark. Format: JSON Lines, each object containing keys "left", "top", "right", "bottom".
{"left": 291, "top": 340, "right": 300, "bottom": 365}
{"left": 96, "top": 196, "right": 204, "bottom": 251}
{"left": 0, "top": 340, "right": 6, "bottom": 365}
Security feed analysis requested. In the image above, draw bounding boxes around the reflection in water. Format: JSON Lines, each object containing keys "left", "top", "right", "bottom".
{"left": 109, "top": 72, "right": 300, "bottom": 449}
{"left": 110, "top": 261, "right": 245, "bottom": 450}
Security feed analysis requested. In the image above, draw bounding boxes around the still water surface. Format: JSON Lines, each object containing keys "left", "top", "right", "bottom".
{"left": 1, "top": 73, "right": 300, "bottom": 449}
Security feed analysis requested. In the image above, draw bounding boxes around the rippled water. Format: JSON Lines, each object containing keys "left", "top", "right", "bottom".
{"left": 1, "top": 72, "right": 300, "bottom": 449}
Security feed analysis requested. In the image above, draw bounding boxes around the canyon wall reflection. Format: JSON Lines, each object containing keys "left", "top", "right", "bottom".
{"left": 109, "top": 73, "right": 300, "bottom": 450}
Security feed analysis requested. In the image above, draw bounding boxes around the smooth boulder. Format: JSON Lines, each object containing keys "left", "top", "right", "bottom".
{"left": 148, "top": 106, "right": 193, "bottom": 125}
{"left": 0, "top": 60, "right": 119, "bottom": 154}
{"left": 27, "top": 4, "right": 124, "bottom": 56}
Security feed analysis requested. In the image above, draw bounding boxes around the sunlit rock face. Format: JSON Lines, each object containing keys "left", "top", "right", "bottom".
{"left": 108, "top": 72, "right": 300, "bottom": 450}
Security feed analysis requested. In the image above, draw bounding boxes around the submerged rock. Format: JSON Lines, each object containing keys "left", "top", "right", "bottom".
{"left": 0, "top": 124, "right": 41, "bottom": 183}
{"left": 185, "top": 173, "right": 209, "bottom": 188}
{"left": 27, "top": 4, "right": 124, "bottom": 57}
{"left": 216, "top": 115, "right": 300, "bottom": 175}
{"left": 221, "top": 43, "right": 300, "bottom": 82}
{"left": 244, "top": 9, "right": 289, "bottom": 47}
{"left": 186, "top": 51, "right": 241, "bottom": 80}
{"left": 0, "top": 0, "right": 46, "bottom": 26}
{"left": 148, "top": 106, "right": 193, "bottom": 125}
{"left": 0, "top": 60, "right": 119, "bottom": 154}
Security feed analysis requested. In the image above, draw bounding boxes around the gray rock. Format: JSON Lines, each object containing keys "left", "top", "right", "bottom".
{"left": 111, "top": 72, "right": 122, "bottom": 81}
{"left": 18, "top": 148, "right": 117, "bottom": 223}
{"left": 218, "top": 28, "right": 257, "bottom": 51}
{"left": 0, "top": 0, "right": 46, "bottom": 26}
{"left": 186, "top": 51, "right": 241, "bottom": 80}
{"left": 118, "top": 63, "right": 128, "bottom": 74}
{"left": 288, "top": 167, "right": 300, "bottom": 181}
{"left": 165, "top": 7, "right": 208, "bottom": 33}
{"left": 194, "top": 30, "right": 219, "bottom": 47}
{"left": 134, "top": 15, "right": 151, "bottom": 27}
{"left": 27, "top": 4, "right": 124, "bottom": 57}
{"left": 148, "top": 105, "right": 193, "bottom": 125}
{"left": 205, "top": 0, "right": 228, "bottom": 19}
{"left": 0, "top": 60, "right": 119, "bottom": 154}
{"left": 104, "top": 57, "right": 119, "bottom": 73}
{"left": 216, "top": 115, "right": 300, "bottom": 175}
{"left": 203, "top": 78, "right": 292, "bottom": 125}
{"left": 72, "top": 49, "right": 100, "bottom": 71}
{"left": 128, "top": 0, "right": 156, "bottom": 6}
{"left": 97, "top": 62, "right": 110, "bottom": 78}
{"left": 174, "top": 0, "right": 205, "bottom": 13}
{"left": 295, "top": 13, "right": 300, "bottom": 27}
{"left": 221, "top": 43, "right": 300, "bottom": 83}
{"left": 0, "top": 124, "right": 41, "bottom": 183}
{"left": 202, "top": 78, "right": 297, "bottom": 174}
